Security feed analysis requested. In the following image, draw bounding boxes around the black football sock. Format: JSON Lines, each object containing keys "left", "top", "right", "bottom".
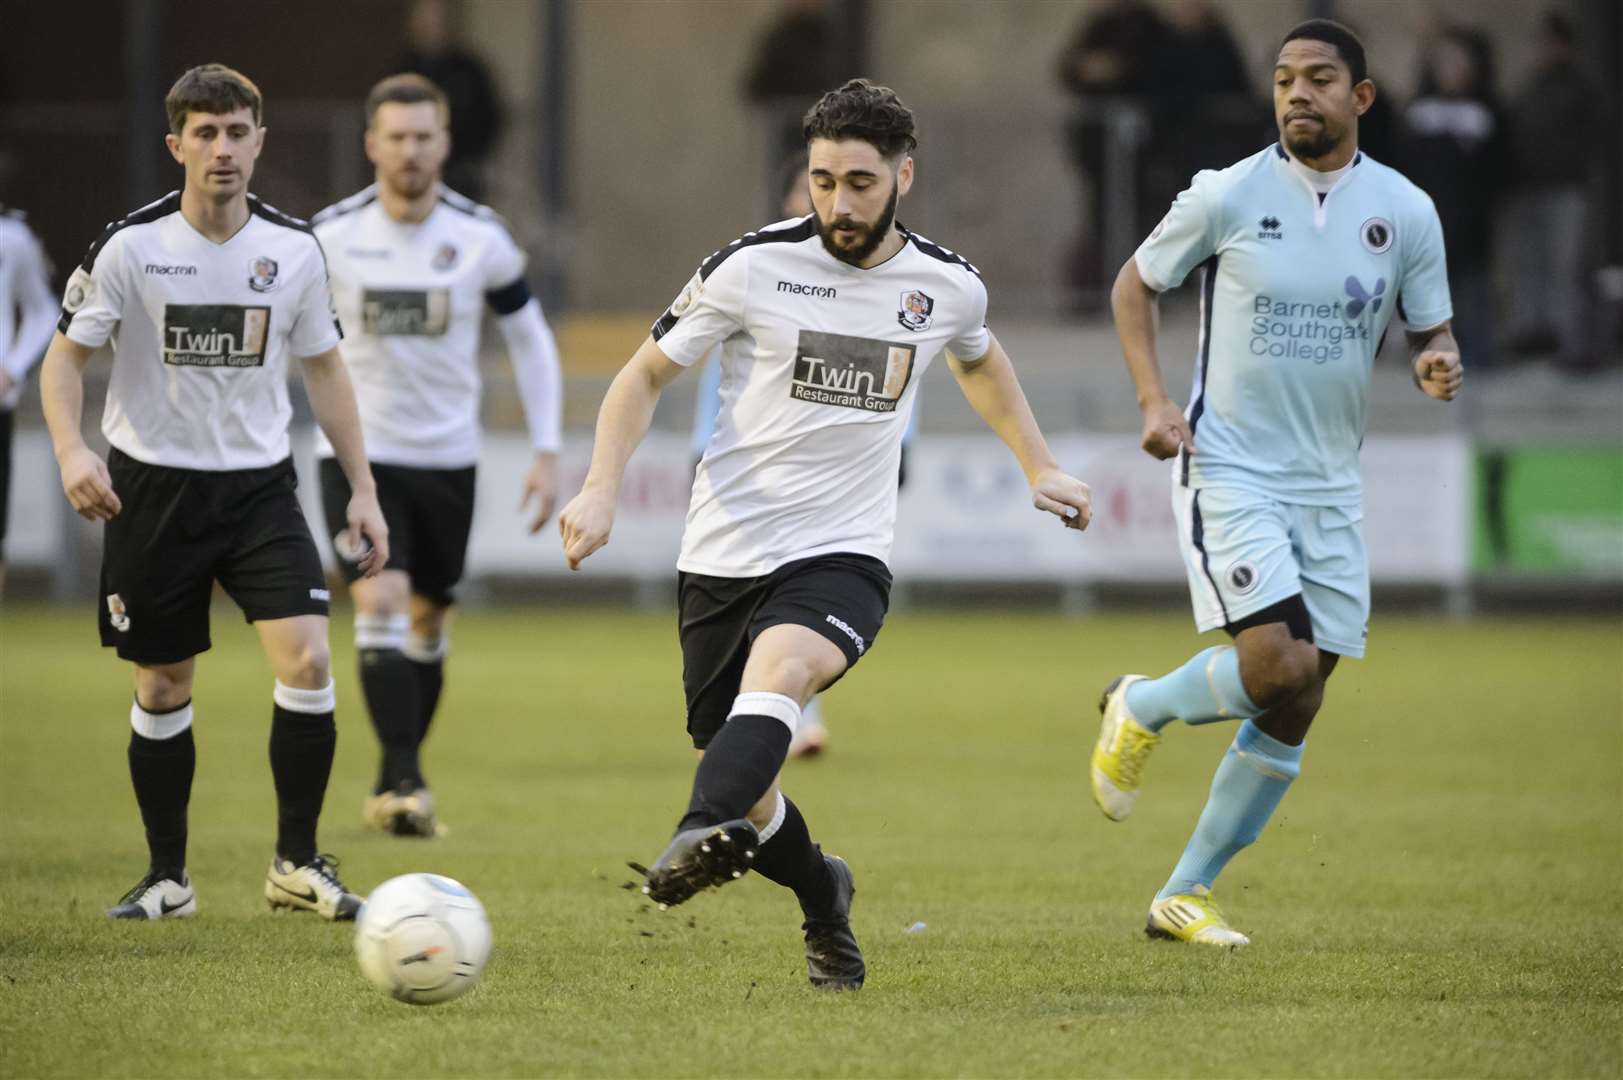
{"left": 677, "top": 694, "right": 799, "bottom": 831}
{"left": 356, "top": 615, "right": 421, "bottom": 793}
{"left": 358, "top": 647, "right": 421, "bottom": 793}
{"left": 269, "top": 681, "right": 337, "bottom": 867}
{"left": 749, "top": 794, "right": 837, "bottom": 915}
{"left": 402, "top": 633, "right": 447, "bottom": 768}
{"left": 128, "top": 698, "right": 196, "bottom": 879}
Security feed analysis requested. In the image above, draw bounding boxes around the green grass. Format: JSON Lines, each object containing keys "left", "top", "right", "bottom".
{"left": 1, "top": 604, "right": 1619, "bottom": 1078}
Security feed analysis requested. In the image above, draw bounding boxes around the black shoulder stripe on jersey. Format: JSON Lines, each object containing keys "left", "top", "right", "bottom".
{"left": 247, "top": 194, "right": 315, "bottom": 235}
{"left": 651, "top": 216, "right": 818, "bottom": 341}
{"left": 899, "top": 225, "right": 983, "bottom": 281}
{"left": 697, "top": 216, "right": 818, "bottom": 282}
{"left": 486, "top": 276, "right": 532, "bottom": 316}
{"left": 311, "top": 186, "right": 378, "bottom": 226}
{"left": 74, "top": 191, "right": 181, "bottom": 273}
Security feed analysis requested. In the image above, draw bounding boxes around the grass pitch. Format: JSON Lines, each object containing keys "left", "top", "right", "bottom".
{"left": 1, "top": 603, "right": 1619, "bottom": 1078}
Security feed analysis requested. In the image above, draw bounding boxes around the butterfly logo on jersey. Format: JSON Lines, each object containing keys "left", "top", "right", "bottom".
{"left": 432, "top": 243, "right": 459, "bottom": 270}
{"left": 248, "top": 256, "right": 280, "bottom": 293}
{"left": 898, "top": 290, "right": 934, "bottom": 332}
{"left": 1360, "top": 217, "right": 1394, "bottom": 254}
{"left": 1344, "top": 276, "right": 1386, "bottom": 319}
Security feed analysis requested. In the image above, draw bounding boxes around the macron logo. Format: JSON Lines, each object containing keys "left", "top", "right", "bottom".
{"left": 778, "top": 280, "right": 837, "bottom": 299}
{"left": 145, "top": 263, "right": 198, "bottom": 275}
{"left": 825, "top": 614, "right": 865, "bottom": 655}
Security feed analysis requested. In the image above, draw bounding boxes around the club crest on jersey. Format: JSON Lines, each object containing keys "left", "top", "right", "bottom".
{"left": 63, "top": 266, "right": 94, "bottom": 313}
{"left": 432, "top": 243, "right": 458, "bottom": 270}
{"left": 897, "top": 289, "right": 934, "bottom": 332}
{"left": 106, "top": 593, "right": 130, "bottom": 632}
{"left": 1360, "top": 217, "right": 1394, "bottom": 254}
{"left": 248, "top": 256, "right": 280, "bottom": 293}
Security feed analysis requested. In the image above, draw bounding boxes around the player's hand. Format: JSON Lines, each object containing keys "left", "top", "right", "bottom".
{"left": 1139, "top": 397, "right": 1194, "bottom": 460}
{"left": 1032, "top": 467, "right": 1092, "bottom": 531}
{"left": 57, "top": 444, "right": 121, "bottom": 521}
{"left": 345, "top": 485, "right": 390, "bottom": 578}
{"left": 1414, "top": 348, "right": 1463, "bottom": 401}
{"left": 520, "top": 451, "right": 559, "bottom": 534}
{"left": 558, "top": 484, "right": 615, "bottom": 570}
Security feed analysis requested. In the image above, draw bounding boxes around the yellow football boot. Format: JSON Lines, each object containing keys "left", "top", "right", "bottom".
{"left": 1091, "top": 675, "right": 1160, "bottom": 820}
{"left": 1146, "top": 885, "right": 1251, "bottom": 947}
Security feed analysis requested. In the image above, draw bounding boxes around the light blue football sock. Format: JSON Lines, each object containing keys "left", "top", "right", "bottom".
{"left": 1124, "top": 645, "right": 1260, "bottom": 733}
{"left": 1157, "top": 719, "right": 1304, "bottom": 900}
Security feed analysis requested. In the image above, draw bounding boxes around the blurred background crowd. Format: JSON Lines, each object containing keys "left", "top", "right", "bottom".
{"left": 0, "top": 0, "right": 1618, "bottom": 603}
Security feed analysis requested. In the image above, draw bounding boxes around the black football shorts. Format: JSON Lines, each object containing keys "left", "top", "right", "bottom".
{"left": 98, "top": 448, "right": 329, "bottom": 665}
{"left": 677, "top": 552, "right": 892, "bottom": 749}
{"left": 319, "top": 458, "right": 476, "bottom": 608}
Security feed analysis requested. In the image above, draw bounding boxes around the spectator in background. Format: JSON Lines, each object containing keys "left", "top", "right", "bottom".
{"left": 1400, "top": 27, "right": 1508, "bottom": 369}
{"left": 1506, "top": 10, "right": 1597, "bottom": 365}
{"left": 1056, "top": 0, "right": 1170, "bottom": 310}
{"left": 1143, "top": 1, "right": 1256, "bottom": 236}
{"left": 395, "top": 0, "right": 503, "bottom": 202}
{"left": 743, "top": 0, "right": 841, "bottom": 175}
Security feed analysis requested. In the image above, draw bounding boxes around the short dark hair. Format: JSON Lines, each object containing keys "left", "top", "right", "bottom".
{"left": 802, "top": 78, "right": 918, "bottom": 159}
{"left": 1280, "top": 19, "right": 1369, "bottom": 85}
{"left": 366, "top": 73, "right": 450, "bottom": 125}
{"left": 165, "top": 64, "right": 262, "bottom": 135}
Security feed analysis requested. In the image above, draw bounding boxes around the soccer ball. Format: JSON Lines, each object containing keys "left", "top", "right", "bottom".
{"left": 354, "top": 873, "right": 492, "bottom": 1005}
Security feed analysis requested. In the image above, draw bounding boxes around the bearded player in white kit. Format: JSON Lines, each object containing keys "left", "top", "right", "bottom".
{"left": 560, "top": 80, "right": 1093, "bottom": 989}
{"left": 312, "top": 74, "right": 563, "bottom": 838}
{"left": 39, "top": 65, "right": 388, "bottom": 921}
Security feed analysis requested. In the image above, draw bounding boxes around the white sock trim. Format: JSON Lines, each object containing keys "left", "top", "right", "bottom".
{"left": 401, "top": 632, "right": 449, "bottom": 663}
{"left": 757, "top": 792, "right": 787, "bottom": 844}
{"left": 130, "top": 699, "right": 194, "bottom": 740}
{"left": 728, "top": 691, "right": 800, "bottom": 736}
{"left": 274, "top": 679, "right": 336, "bottom": 714}
{"left": 354, "top": 613, "right": 409, "bottom": 650}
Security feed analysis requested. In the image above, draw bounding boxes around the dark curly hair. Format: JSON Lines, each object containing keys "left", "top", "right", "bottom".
{"left": 802, "top": 78, "right": 918, "bottom": 158}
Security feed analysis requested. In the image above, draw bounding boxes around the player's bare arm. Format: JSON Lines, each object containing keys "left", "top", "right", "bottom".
{"left": 1407, "top": 322, "right": 1463, "bottom": 401}
{"left": 558, "top": 335, "right": 686, "bottom": 568}
{"left": 301, "top": 346, "right": 388, "bottom": 575}
{"left": 948, "top": 333, "right": 1092, "bottom": 530}
{"left": 39, "top": 332, "right": 121, "bottom": 521}
{"left": 1111, "top": 256, "right": 1194, "bottom": 460}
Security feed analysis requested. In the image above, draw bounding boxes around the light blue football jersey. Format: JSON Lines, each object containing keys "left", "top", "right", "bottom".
{"left": 1135, "top": 144, "right": 1452, "bottom": 506}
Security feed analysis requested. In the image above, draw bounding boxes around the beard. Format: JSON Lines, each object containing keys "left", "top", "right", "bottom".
{"left": 383, "top": 166, "right": 437, "bottom": 200}
{"left": 1282, "top": 114, "right": 1344, "bottom": 160}
{"left": 816, "top": 183, "right": 899, "bottom": 266}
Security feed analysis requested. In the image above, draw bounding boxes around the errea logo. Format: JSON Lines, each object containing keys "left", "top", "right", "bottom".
{"left": 1257, "top": 216, "right": 1282, "bottom": 240}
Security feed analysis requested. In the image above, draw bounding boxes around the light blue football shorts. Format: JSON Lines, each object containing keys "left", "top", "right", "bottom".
{"left": 1172, "top": 483, "right": 1369, "bottom": 658}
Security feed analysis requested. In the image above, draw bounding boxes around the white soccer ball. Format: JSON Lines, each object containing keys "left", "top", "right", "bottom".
{"left": 354, "top": 873, "right": 492, "bottom": 1005}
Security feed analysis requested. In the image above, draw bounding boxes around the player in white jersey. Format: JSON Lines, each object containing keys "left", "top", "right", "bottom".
{"left": 38, "top": 65, "right": 390, "bottom": 921}
{"left": 312, "top": 74, "right": 563, "bottom": 838}
{"left": 1092, "top": 21, "right": 1464, "bottom": 946}
{"left": 0, "top": 206, "right": 58, "bottom": 591}
{"left": 560, "top": 80, "right": 1093, "bottom": 989}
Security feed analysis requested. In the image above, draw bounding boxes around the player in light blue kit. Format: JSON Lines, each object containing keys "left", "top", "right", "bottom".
{"left": 1093, "top": 20, "right": 1464, "bottom": 946}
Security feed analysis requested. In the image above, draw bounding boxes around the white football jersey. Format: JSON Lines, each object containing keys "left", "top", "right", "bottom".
{"left": 59, "top": 192, "right": 342, "bottom": 471}
{"left": 0, "top": 207, "right": 58, "bottom": 411}
{"left": 653, "top": 217, "right": 990, "bottom": 577}
{"left": 311, "top": 186, "right": 530, "bottom": 468}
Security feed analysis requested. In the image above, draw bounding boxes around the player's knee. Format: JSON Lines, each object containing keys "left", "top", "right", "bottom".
{"left": 1246, "top": 641, "right": 1320, "bottom": 707}
{"left": 756, "top": 654, "right": 821, "bottom": 702}
{"left": 281, "top": 640, "right": 332, "bottom": 689}
{"left": 135, "top": 667, "right": 193, "bottom": 711}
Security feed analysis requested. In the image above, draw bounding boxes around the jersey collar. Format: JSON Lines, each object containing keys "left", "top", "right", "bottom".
{"left": 1273, "top": 142, "right": 1363, "bottom": 229}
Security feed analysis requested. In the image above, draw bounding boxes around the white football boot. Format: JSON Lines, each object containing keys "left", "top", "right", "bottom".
{"left": 108, "top": 869, "right": 197, "bottom": 920}
{"left": 264, "top": 854, "right": 363, "bottom": 920}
